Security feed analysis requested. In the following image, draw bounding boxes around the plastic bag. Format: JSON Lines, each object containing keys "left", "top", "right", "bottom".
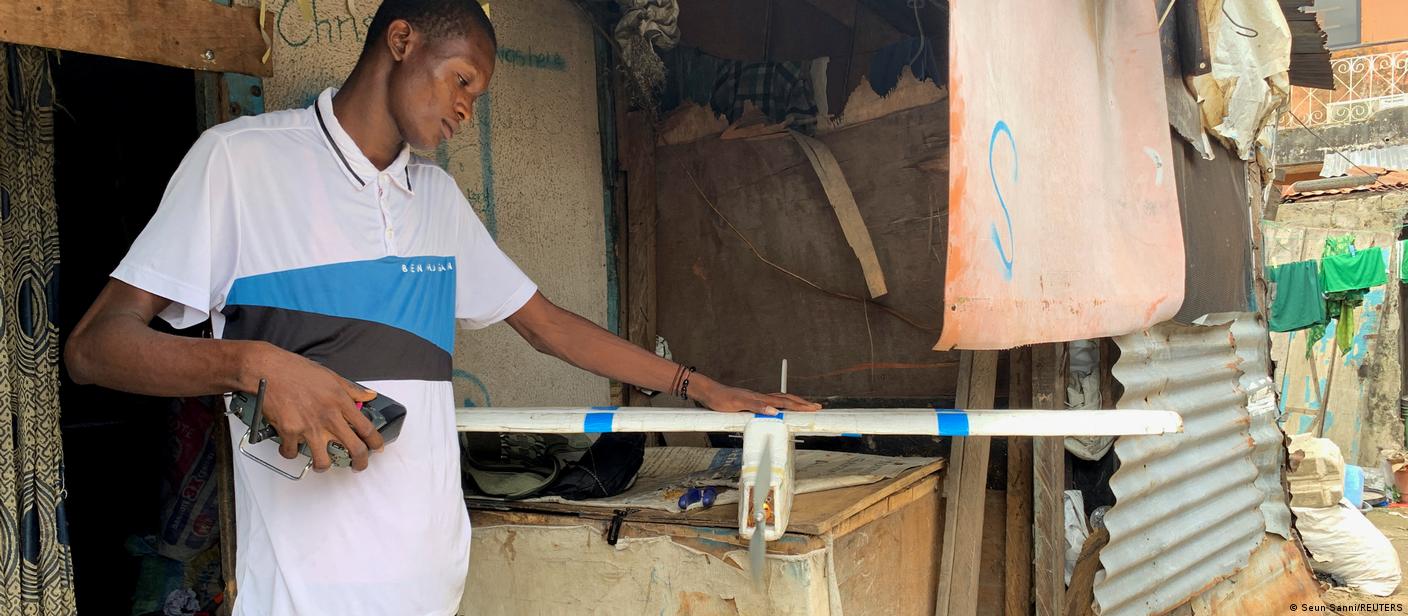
{"left": 1293, "top": 499, "right": 1402, "bottom": 596}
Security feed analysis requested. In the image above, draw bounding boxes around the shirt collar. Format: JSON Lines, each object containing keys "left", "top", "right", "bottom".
{"left": 313, "top": 88, "right": 414, "bottom": 194}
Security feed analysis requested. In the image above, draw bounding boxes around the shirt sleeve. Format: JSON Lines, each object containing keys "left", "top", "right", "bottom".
{"left": 111, "top": 130, "right": 240, "bottom": 330}
{"left": 454, "top": 196, "right": 538, "bottom": 329}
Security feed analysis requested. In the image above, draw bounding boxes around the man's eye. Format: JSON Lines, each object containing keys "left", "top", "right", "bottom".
{"left": 458, "top": 75, "right": 468, "bottom": 87}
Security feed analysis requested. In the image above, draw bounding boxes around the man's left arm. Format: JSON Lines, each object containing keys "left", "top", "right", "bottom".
{"left": 504, "top": 292, "right": 819, "bottom": 415}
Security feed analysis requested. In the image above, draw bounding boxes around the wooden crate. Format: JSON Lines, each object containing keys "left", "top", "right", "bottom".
{"left": 460, "top": 459, "right": 945, "bottom": 615}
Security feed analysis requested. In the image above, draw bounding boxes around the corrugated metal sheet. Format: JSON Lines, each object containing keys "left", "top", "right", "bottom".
{"left": 1095, "top": 321, "right": 1266, "bottom": 616}
{"left": 1183, "top": 535, "right": 1323, "bottom": 613}
{"left": 1230, "top": 313, "right": 1294, "bottom": 539}
{"left": 1320, "top": 144, "right": 1408, "bottom": 178}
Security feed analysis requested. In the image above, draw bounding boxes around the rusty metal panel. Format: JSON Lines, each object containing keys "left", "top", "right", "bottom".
{"left": 1097, "top": 322, "right": 1265, "bottom": 616}
{"left": 1230, "top": 313, "right": 1293, "bottom": 539}
{"left": 1171, "top": 138, "right": 1254, "bottom": 323}
{"left": 1183, "top": 535, "right": 1324, "bottom": 613}
{"left": 939, "top": 0, "right": 1184, "bottom": 350}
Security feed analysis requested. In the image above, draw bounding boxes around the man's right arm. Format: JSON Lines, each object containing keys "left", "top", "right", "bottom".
{"left": 65, "top": 279, "right": 383, "bottom": 471}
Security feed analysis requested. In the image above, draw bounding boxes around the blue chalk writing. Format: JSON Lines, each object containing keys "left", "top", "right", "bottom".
{"left": 988, "top": 121, "right": 1017, "bottom": 280}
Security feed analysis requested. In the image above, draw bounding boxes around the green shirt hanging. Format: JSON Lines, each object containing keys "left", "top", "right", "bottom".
{"left": 1321, "top": 246, "right": 1387, "bottom": 293}
{"left": 1267, "top": 260, "right": 1327, "bottom": 333}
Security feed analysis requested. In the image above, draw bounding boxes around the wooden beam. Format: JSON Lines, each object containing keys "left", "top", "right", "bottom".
{"left": 1032, "top": 343, "right": 1068, "bottom": 616}
{"left": 0, "top": 0, "right": 272, "bottom": 77}
{"left": 1062, "top": 526, "right": 1110, "bottom": 616}
{"left": 790, "top": 132, "right": 888, "bottom": 298}
{"left": 214, "top": 404, "right": 237, "bottom": 616}
{"left": 1006, "top": 347, "right": 1034, "bottom": 616}
{"left": 622, "top": 110, "right": 657, "bottom": 399}
{"left": 936, "top": 350, "right": 999, "bottom": 616}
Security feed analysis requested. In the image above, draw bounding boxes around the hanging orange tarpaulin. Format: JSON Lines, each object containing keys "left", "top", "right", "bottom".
{"left": 937, "top": 0, "right": 1185, "bottom": 351}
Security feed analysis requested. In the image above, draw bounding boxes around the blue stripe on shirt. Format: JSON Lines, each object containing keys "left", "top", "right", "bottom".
{"left": 226, "top": 256, "right": 457, "bottom": 353}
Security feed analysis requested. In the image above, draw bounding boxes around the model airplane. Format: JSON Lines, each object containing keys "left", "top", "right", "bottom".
{"left": 457, "top": 361, "right": 1182, "bottom": 584}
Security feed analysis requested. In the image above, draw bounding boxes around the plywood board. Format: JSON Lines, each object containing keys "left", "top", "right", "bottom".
{"left": 467, "top": 475, "right": 944, "bottom": 616}
{"left": 834, "top": 481, "right": 943, "bottom": 616}
{"left": 655, "top": 100, "right": 953, "bottom": 399}
{"left": 940, "top": 0, "right": 1183, "bottom": 350}
{"left": 0, "top": 0, "right": 272, "bottom": 77}
{"left": 469, "top": 458, "right": 945, "bottom": 537}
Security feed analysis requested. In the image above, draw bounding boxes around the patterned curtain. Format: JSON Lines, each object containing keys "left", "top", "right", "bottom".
{"left": 0, "top": 44, "right": 78, "bottom": 615}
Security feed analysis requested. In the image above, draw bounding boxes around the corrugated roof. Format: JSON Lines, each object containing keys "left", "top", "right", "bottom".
{"left": 1282, "top": 166, "right": 1408, "bottom": 201}
{"left": 1230, "top": 313, "right": 1293, "bottom": 539}
{"left": 1320, "top": 144, "right": 1408, "bottom": 178}
{"left": 1094, "top": 321, "right": 1267, "bottom": 616}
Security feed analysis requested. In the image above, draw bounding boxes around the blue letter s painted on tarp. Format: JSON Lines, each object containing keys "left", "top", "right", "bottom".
{"left": 988, "top": 121, "right": 1017, "bottom": 280}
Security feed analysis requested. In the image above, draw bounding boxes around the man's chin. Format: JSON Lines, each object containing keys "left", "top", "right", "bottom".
{"left": 407, "top": 136, "right": 441, "bottom": 152}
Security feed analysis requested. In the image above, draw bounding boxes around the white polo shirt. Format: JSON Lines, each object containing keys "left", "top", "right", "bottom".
{"left": 113, "top": 88, "right": 537, "bottom": 615}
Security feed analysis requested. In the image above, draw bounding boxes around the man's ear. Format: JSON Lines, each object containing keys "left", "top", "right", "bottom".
{"left": 385, "top": 18, "right": 415, "bottom": 61}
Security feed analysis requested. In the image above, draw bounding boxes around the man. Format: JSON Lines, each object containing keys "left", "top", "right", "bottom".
{"left": 63, "top": 1, "right": 818, "bottom": 613}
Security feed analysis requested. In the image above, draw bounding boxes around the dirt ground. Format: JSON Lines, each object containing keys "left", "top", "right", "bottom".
{"left": 1319, "top": 508, "right": 1408, "bottom": 613}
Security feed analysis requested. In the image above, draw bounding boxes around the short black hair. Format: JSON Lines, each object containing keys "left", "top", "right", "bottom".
{"left": 362, "top": 0, "right": 497, "bottom": 57}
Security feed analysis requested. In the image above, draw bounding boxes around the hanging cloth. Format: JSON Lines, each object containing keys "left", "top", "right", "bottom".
{"left": 0, "top": 44, "right": 77, "bottom": 614}
{"left": 1308, "top": 235, "right": 1378, "bottom": 356}
{"left": 1266, "top": 260, "right": 1327, "bottom": 333}
{"left": 1321, "top": 246, "right": 1387, "bottom": 293}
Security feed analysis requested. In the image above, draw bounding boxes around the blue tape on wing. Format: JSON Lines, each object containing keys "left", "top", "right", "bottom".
{"left": 936, "top": 411, "right": 970, "bottom": 436}
{"left": 583, "top": 412, "right": 615, "bottom": 433}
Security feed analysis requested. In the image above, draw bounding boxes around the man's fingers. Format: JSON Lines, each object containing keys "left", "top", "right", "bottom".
{"left": 345, "top": 381, "right": 378, "bottom": 403}
{"left": 781, "top": 393, "right": 821, "bottom": 411}
{"left": 765, "top": 393, "right": 819, "bottom": 411}
{"left": 277, "top": 432, "right": 302, "bottom": 460}
{"left": 307, "top": 433, "right": 334, "bottom": 472}
{"left": 329, "top": 421, "right": 371, "bottom": 472}
{"left": 341, "top": 403, "right": 385, "bottom": 453}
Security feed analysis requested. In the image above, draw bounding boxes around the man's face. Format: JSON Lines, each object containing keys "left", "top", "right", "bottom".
{"left": 386, "top": 23, "right": 496, "bottom": 151}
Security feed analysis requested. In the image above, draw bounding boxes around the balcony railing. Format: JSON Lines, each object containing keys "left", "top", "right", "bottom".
{"left": 1281, "top": 48, "right": 1408, "bottom": 128}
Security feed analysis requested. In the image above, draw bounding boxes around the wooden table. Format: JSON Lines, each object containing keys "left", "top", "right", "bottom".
{"left": 461, "top": 458, "right": 946, "bottom": 615}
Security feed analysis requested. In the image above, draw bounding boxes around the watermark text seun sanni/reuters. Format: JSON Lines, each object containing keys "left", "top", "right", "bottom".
{"left": 1290, "top": 603, "right": 1404, "bottom": 612}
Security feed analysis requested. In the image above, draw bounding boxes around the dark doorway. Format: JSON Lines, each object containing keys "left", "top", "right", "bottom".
{"left": 53, "top": 51, "right": 206, "bottom": 614}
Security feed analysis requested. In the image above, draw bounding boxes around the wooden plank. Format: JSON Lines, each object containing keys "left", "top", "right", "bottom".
{"left": 937, "top": 350, "right": 999, "bottom": 616}
{"left": 468, "top": 458, "right": 946, "bottom": 537}
{"left": 934, "top": 427, "right": 966, "bottom": 614}
{"left": 791, "top": 131, "right": 889, "bottom": 298}
{"left": 1032, "top": 343, "right": 1068, "bottom": 616}
{"left": 214, "top": 406, "right": 237, "bottom": 616}
{"left": 979, "top": 489, "right": 1010, "bottom": 614}
{"left": 1098, "top": 339, "right": 1117, "bottom": 410}
{"left": 1004, "top": 438, "right": 1033, "bottom": 616}
{"left": 1006, "top": 344, "right": 1034, "bottom": 616}
{"left": 0, "top": 0, "right": 272, "bottom": 77}
{"left": 620, "top": 109, "right": 664, "bottom": 410}
{"left": 834, "top": 475, "right": 943, "bottom": 616}
{"left": 1063, "top": 526, "right": 1110, "bottom": 616}
{"left": 935, "top": 351, "right": 974, "bottom": 613}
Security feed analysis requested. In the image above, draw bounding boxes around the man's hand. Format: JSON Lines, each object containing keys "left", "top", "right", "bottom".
{"left": 242, "top": 344, "right": 382, "bottom": 472}
{"left": 688, "top": 378, "right": 821, "bottom": 416}
{"left": 64, "top": 279, "right": 385, "bottom": 473}
{"left": 505, "top": 292, "right": 824, "bottom": 416}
